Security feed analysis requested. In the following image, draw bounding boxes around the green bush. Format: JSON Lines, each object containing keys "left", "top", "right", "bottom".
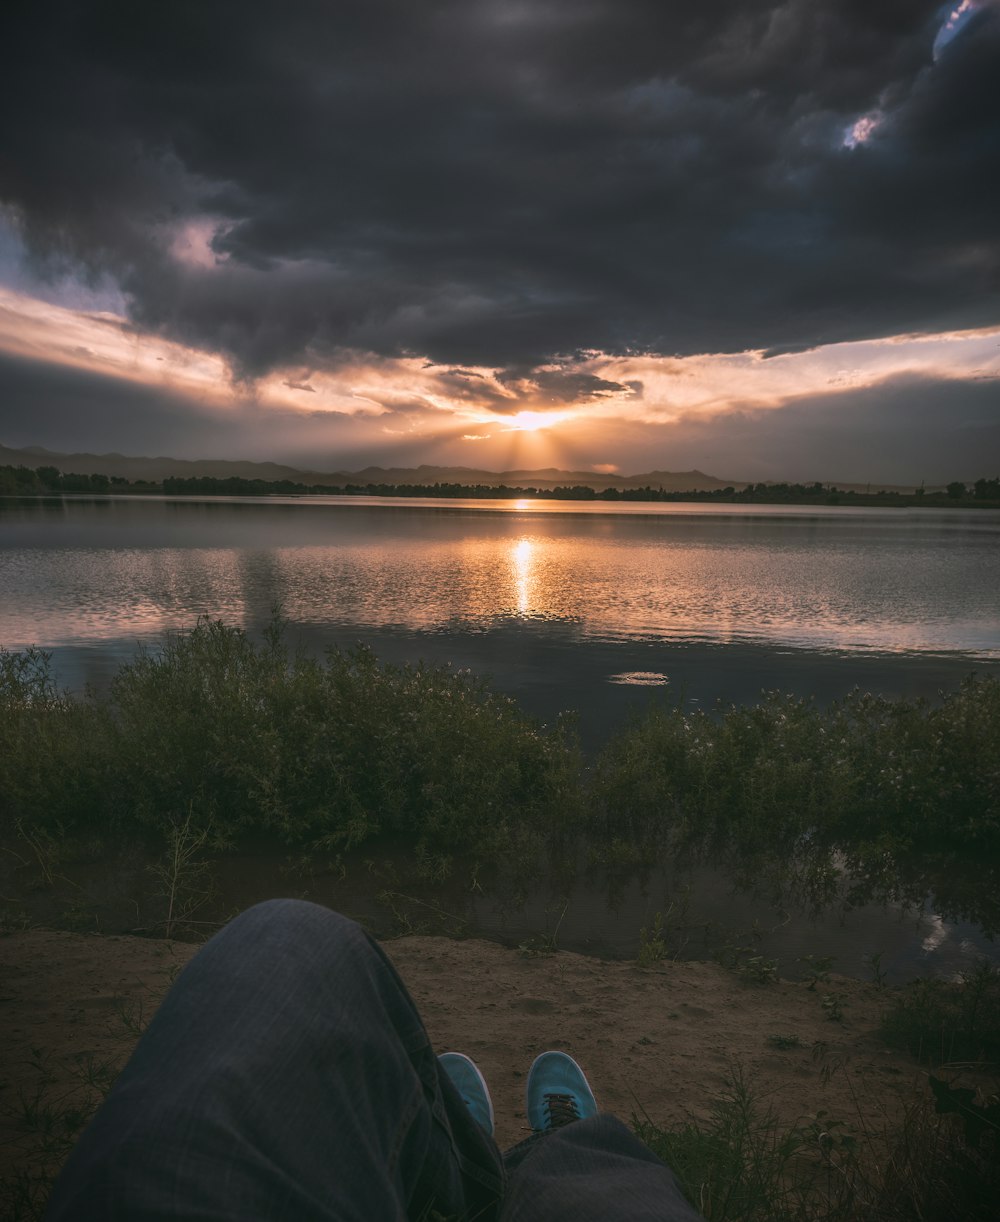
{"left": 1, "top": 619, "right": 580, "bottom": 856}
{"left": 3, "top": 625, "right": 998, "bottom": 881}
{"left": 590, "top": 678, "right": 1000, "bottom": 861}
{"left": 0, "top": 647, "right": 112, "bottom": 831}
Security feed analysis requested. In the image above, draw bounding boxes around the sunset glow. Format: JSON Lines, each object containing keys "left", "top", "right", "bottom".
{"left": 1, "top": 2, "right": 997, "bottom": 483}
{"left": 503, "top": 411, "right": 566, "bottom": 433}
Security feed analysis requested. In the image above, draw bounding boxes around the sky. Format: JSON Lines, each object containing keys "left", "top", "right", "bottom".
{"left": 1, "top": 0, "right": 998, "bottom": 483}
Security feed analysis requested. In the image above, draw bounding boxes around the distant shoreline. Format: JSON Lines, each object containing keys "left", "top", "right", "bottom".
{"left": 3, "top": 465, "right": 999, "bottom": 508}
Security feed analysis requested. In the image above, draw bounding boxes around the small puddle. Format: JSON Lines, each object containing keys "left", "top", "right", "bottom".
{"left": 4, "top": 841, "right": 996, "bottom": 986}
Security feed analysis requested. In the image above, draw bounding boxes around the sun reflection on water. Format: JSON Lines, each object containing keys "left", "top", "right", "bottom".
{"left": 2, "top": 499, "right": 999, "bottom": 659}
{"left": 512, "top": 537, "right": 535, "bottom": 617}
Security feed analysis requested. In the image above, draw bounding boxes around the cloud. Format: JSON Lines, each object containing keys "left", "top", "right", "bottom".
{"left": 586, "top": 372, "right": 1000, "bottom": 484}
{"left": 0, "top": 349, "right": 435, "bottom": 469}
{"left": 3, "top": 345, "right": 995, "bottom": 485}
{"left": 1, "top": 1, "right": 996, "bottom": 385}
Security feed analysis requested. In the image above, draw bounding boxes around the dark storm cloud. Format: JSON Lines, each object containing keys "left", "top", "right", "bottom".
{"left": 0, "top": 352, "right": 242, "bottom": 456}
{"left": 0, "top": 351, "right": 402, "bottom": 466}
{"left": 2, "top": 1, "right": 997, "bottom": 379}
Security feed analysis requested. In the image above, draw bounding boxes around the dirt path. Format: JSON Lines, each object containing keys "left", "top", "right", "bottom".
{"left": 1, "top": 928, "right": 926, "bottom": 1179}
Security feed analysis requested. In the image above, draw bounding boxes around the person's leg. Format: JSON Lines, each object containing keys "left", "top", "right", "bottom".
{"left": 502, "top": 1118, "right": 703, "bottom": 1222}
{"left": 47, "top": 899, "right": 504, "bottom": 1221}
{"left": 500, "top": 1052, "right": 703, "bottom": 1222}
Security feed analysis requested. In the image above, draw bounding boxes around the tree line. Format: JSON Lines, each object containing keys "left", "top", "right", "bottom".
{"left": 2, "top": 463, "right": 999, "bottom": 506}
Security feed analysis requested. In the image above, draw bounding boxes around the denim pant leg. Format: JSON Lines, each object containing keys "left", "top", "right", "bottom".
{"left": 502, "top": 1117, "right": 705, "bottom": 1222}
{"left": 46, "top": 899, "right": 505, "bottom": 1222}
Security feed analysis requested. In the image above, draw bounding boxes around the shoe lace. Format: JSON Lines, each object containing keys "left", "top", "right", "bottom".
{"left": 543, "top": 1092, "right": 581, "bottom": 1130}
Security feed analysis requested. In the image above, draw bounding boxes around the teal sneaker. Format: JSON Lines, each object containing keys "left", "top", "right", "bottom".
{"left": 438, "top": 1052, "right": 495, "bottom": 1136}
{"left": 526, "top": 1051, "right": 598, "bottom": 1133}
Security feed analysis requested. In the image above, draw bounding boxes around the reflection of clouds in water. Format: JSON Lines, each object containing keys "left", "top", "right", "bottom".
{"left": 609, "top": 671, "right": 670, "bottom": 686}
{"left": 922, "top": 913, "right": 948, "bottom": 953}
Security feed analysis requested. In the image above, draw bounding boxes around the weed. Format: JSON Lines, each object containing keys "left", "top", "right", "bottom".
{"left": 2, "top": 619, "right": 581, "bottom": 862}
{"left": 879, "top": 962, "right": 1000, "bottom": 1065}
{"left": 797, "top": 955, "right": 835, "bottom": 991}
{"left": 589, "top": 676, "right": 1000, "bottom": 927}
{"left": 0, "top": 1047, "right": 123, "bottom": 1221}
{"left": 869, "top": 1072, "right": 1000, "bottom": 1222}
{"left": 637, "top": 911, "right": 669, "bottom": 968}
{"left": 864, "top": 951, "right": 889, "bottom": 990}
{"left": 146, "top": 808, "right": 215, "bottom": 939}
{"left": 3, "top": 626, "right": 1000, "bottom": 928}
{"left": 14, "top": 819, "right": 70, "bottom": 888}
{"left": 637, "top": 892, "right": 692, "bottom": 968}
{"left": 112, "top": 995, "right": 148, "bottom": 1038}
{"left": 633, "top": 1065, "right": 841, "bottom": 1220}
{"left": 740, "top": 956, "right": 780, "bottom": 986}
{"left": 518, "top": 899, "right": 569, "bottom": 957}
{"left": 376, "top": 890, "right": 468, "bottom": 939}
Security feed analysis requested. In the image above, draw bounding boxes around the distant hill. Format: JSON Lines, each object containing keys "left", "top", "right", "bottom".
{"left": 0, "top": 444, "right": 742, "bottom": 492}
{"left": 342, "top": 464, "right": 741, "bottom": 492}
{"left": 0, "top": 444, "right": 346, "bottom": 487}
{"left": 0, "top": 443, "right": 941, "bottom": 493}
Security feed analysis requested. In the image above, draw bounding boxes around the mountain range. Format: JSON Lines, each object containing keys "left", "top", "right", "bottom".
{"left": 2, "top": 443, "right": 936, "bottom": 493}
{"left": 0, "top": 444, "right": 743, "bottom": 492}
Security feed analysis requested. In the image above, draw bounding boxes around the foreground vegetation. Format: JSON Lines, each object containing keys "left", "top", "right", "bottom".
{"left": 589, "top": 675, "right": 1000, "bottom": 929}
{"left": 2, "top": 622, "right": 999, "bottom": 1220}
{"left": 2, "top": 618, "right": 999, "bottom": 929}
{"left": 0, "top": 619, "right": 578, "bottom": 860}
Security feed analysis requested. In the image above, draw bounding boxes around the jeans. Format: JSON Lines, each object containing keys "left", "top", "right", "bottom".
{"left": 47, "top": 900, "right": 704, "bottom": 1221}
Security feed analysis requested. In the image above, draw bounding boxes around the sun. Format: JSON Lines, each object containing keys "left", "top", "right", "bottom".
{"left": 505, "top": 410, "right": 564, "bottom": 433}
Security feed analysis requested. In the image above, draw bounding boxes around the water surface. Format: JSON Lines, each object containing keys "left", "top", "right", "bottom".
{"left": 3, "top": 494, "right": 998, "bottom": 658}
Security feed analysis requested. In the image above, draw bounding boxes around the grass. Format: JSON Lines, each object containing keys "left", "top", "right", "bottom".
{"left": 0, "top": 1049, "right": 122, "bottom": 1221}
{"left": 879, "top": 962, "right": 1000, "bottom": 1065}
{"left": 636, "top": 1064, "right": 1000, "bottom": 1222}
{"left": 635, "top": 1067, "right": 846, "bottom": 1221}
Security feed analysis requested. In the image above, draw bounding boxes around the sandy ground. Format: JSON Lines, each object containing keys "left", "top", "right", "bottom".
{"left": 0, "top": 925, "right": 933, "bottom": 1191}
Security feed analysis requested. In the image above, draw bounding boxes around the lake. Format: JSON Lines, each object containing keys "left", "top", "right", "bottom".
{"left": 3, "top": 493, "right": 999, "bottom": 980}
{"left": 2, "top": 495, "right": 998, "bottom": 730}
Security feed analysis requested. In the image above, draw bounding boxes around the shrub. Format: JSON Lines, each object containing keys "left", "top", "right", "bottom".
{"left": 0, "top": 647, "right": 111, "bottom": 832}
{"left": 2, "top": 619, "right": 580, "bottom": 857}
{"left": 590, "top": 678, "right": 1000, "bottom": 862}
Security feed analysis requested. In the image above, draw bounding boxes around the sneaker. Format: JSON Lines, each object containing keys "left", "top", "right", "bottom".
{"left": 438, "top": 1052, "right": 495, "bottom": 1136}
{"left": 526, "top": 1050, "right": 598, "bottom": 1133}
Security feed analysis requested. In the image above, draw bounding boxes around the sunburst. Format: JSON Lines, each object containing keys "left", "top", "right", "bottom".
{"left": 504, "top": 410, "right": 565, "bottom": 433}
